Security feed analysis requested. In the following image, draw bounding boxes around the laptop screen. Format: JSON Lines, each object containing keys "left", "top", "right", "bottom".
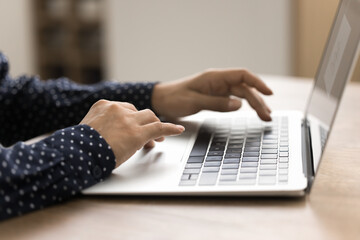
{"left": 305, "top": 0, "right": 360, "bottom": 173}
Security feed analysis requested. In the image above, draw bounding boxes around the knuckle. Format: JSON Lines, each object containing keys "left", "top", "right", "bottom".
{"left": 93, "top": 99, "right": 109, "bottom": 108}
{"left": 202, "top": 68, "right": 218, "bottom": 77}
{"left": 108, "top": 102, "right": 121, "bottom": 112}
{"left": 154, "top": 122, "right": 164, "bottom": 132}
{"left": 144, "top": 109, "right": 158, "bottom": 121}
{"left": 125, "top": 102, "right": 137, "bottom": 110}
{"left": 239, "top": 68, "right": 250, "bottom": 76}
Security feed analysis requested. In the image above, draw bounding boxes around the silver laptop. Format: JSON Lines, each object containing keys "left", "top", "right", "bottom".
{"left": 83, "top": 0, "right": 360, "bottom": 197}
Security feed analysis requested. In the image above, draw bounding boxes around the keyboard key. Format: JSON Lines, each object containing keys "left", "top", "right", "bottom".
{"left": 223, "top": 158, "right": 240, "bottom": 164}
{"left": 199, "top": 173, "right": 218, "bottom": 185}
{"left": 204, "top": 161, "right": 221, "bottom": 167}
{"left": 207, "top": 151, "right": 224, "bottom": 156}
{"left": 203, "top": 167, "right": 220, "bottom": 172}
{"left": 246, "top": 138, "right": 261, "bottom": 142}
{"left": 279, "top": 157, "right": 289, "bottom": 163}
{"left": 240, "top": 168, "right": 258, "bottom": 173}
{"left": 259, "top": 164, "right": 277, "bottom": 170}
{"left": 206, "top": 156, "right": 222, "bottom": 161}
{"left": 222, "top": 164, "right": 239, "bottom": 169}
{"left": 230, "top": 133, "right": 245, "bottom": 137}
{"left": 261, "top": 144, "right": 278, "bottom": 149}
{"left": 279, "top": 152, "right": 289, "bottom": 157}
{"left": 261, "top": 154, "right": 278, "bottom": 159}
{"left": 190, "top": 174, "right": 199, "bottom": 180}
{"left": 258, "top": 177, "right": 276, "bottom": 185}
{"left": 242, "top": 157, "right": 259, "bottom": 162}
{"left": 221, "top": 169, "right": 238, "bottom": 175}
{"left": 229, "top": 140, "right": 244, "bottom": 144}
{"left": 229, "top": 136, "right": 244, "bottom": 141}
{"left": 260, "top": 159, "right": 277, "bottom": 164}
{"left": 245, "top": 142, "right": 261, "bottom": 147}
{"left": 261, "top": 149, "right": 277, "bottom": 154}
{"left": 263, "top": 135, "right": 278, "bottom": 139}
{"left": 279, "top": 163, "right": 289, "bottom": 169}
{"left": 280, "top": 147, "right": 289, "bottom": 152}
{"left": 181, "top": 174, "right": 190, "bottom": 180}
{"left": 211, "top": 142, "right": 226, "bottom": 147}
{"left": 189, "top": 128, "right": 211, "bottom": 156}
{"left": 227, "top": 144, "right": 243, "bottom": 149}
{"left": 280, "top": 142, "right": 289, "bottom": 147}
{"left": 243, "top": 152, "right": 259, "bottom": 157}
{"left": 219, "top": 175, "right": 237, "bottom": 181}
{"left": 183, "top": 169, "right": 201, "bottom": 174}
{"left": 210, "top": 146, "right": 225, "bottom": 151}
{"left": 185, "top": 163, "right": 202, "bottom": 169}
{"left": 241, "top": 162, "right": 258, "bottom": 167}
{"left": 212, "top": 137, "right": 227, "bottom": 142}
{"left": 259, "top": 170, "right": 277, "bottom": 176}
{"left": 187, "top": 156, "right": 204, "bottom": 163}
{"left": 278, "top": 175, "right": 288, "bottom": 182}
{"left": 225, "top": 153, "right": 241, "bottom": 158}
{"left": 263, "top": 139, "right": 278, "bottom": 144}
{"left": 244, "top": 147, "right": 260, "bottom": 152}
{"left": 239, "top": 173, "right": 257, "bottom": 179}
{"left": 226, "top": 149, "right": 242, "bottom": 153}
{"left": 278, "top": 169, "right": 288, "bottom": 175}
{"left": 214, "top": 133, "right": 229, "bottom": 138}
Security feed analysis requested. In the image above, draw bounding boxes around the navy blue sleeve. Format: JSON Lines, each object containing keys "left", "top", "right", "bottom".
{"left": 0, "top": 52, "right": 155, "bottom": 146}
{"left": 0, "top": 125, "right": 116, "bottom": 221}
{"left": 0, "top": 52, "right": 157, "bottom": 221}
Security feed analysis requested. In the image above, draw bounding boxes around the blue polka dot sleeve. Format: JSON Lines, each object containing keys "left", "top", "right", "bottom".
{"left": 0, "top": 125, "right": 115, "bottom": 220}
{"left": 0, "top": 52, "right": 156, "bottom": 221}
{"left": 0, "top": 62, "right": 155, "bottom": 146}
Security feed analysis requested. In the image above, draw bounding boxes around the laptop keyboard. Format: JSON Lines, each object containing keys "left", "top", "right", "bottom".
{"left": 179, "top": 117, "right": 289, "bottom": 186}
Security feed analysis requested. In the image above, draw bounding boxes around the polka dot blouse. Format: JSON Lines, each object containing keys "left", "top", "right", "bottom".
{"left": 0, "top": 52, "right": 156, "bottom": 221}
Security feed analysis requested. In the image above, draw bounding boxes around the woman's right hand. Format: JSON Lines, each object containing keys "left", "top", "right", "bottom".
{"left": 80, "top": 100, "right": 185, "bottom": 167}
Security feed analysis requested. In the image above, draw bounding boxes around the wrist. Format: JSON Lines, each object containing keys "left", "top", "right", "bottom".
{"left": 151, "top": 83, "right": 167, "bottom": 117}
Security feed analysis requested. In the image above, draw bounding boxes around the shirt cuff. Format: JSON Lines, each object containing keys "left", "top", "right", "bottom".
{"left": 44, "top": 124, "right": 116, "bottom": 192}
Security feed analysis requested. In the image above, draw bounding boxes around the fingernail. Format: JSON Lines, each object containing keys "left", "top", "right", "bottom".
{"left": 266, "top": 113, "right": 272, "bottom": 121}
{"left": 176, "top": 125, "right": 185, "bottom": 132}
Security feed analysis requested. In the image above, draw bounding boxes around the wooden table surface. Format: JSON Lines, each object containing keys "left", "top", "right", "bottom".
{"left": 1, "top": 76, "right": 360, "bottom": 240}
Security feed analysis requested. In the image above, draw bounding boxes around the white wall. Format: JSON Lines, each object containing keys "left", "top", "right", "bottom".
{"left": 104, "top": 0, "right": 294, "bottom": 82}
{"left": 0, "top": 0, "right": 35, "bottom": 77}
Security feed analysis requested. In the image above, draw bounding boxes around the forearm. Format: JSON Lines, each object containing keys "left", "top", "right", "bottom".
{"left": 0, "top": 74, "right": 156, "bottom": 146}
{"left": 0, "top": 124, "right": 115, "bottom": 221}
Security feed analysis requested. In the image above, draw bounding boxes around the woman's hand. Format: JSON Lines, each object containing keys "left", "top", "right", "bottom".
{"left": 80, "top": 100, "right": 185, "bottom": 167}
{"left": 152, "top": 68, "right": 273, "bottom": 121}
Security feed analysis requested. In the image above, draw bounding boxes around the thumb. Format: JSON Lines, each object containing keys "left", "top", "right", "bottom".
{"left": 196, "top": 94, "right": 242, "bottom": 112}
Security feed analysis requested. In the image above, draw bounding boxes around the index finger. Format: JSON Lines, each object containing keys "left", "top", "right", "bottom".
{"left": 143, "top": 122, "right": 185, "bottom": 141}
{"left": 215, "top": 69, "right": 273, "bottom": 95}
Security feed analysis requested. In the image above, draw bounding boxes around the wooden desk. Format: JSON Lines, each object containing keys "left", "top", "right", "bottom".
{"left": 1, "top": 76, "right": 360, "bottom": 240}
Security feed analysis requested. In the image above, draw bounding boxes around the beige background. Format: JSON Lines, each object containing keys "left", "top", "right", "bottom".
{"left": 295, "top": 0, "right": 360, "bottom": 82}
{"left": 0, "top": 0, "right": 35, "bottom": 76}
{"left": 0, "top": 0, "right": 358, "bottom": 81}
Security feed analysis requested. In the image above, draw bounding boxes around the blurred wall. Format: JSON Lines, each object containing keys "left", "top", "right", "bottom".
{"left": 295, "top": 0, "right": 360, "bottom": 82}
{"left": 103, "top": 0, "right": 294, "bottom": 82}
{"left": 0, "top": 0, "right": 35, "bottom": 77}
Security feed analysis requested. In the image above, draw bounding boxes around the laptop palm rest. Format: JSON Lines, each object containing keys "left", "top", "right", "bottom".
{"left": 83, "top": 121, "right": 198, "bottom": 194}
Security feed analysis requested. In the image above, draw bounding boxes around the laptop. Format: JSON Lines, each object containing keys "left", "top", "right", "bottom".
{"left": 83, "top": 0, "right": 360, "bottom": 197}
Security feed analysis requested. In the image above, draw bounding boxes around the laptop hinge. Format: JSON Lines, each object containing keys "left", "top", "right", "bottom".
{"left": 301, "top": 119, "right": 315, "bottom": 193}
